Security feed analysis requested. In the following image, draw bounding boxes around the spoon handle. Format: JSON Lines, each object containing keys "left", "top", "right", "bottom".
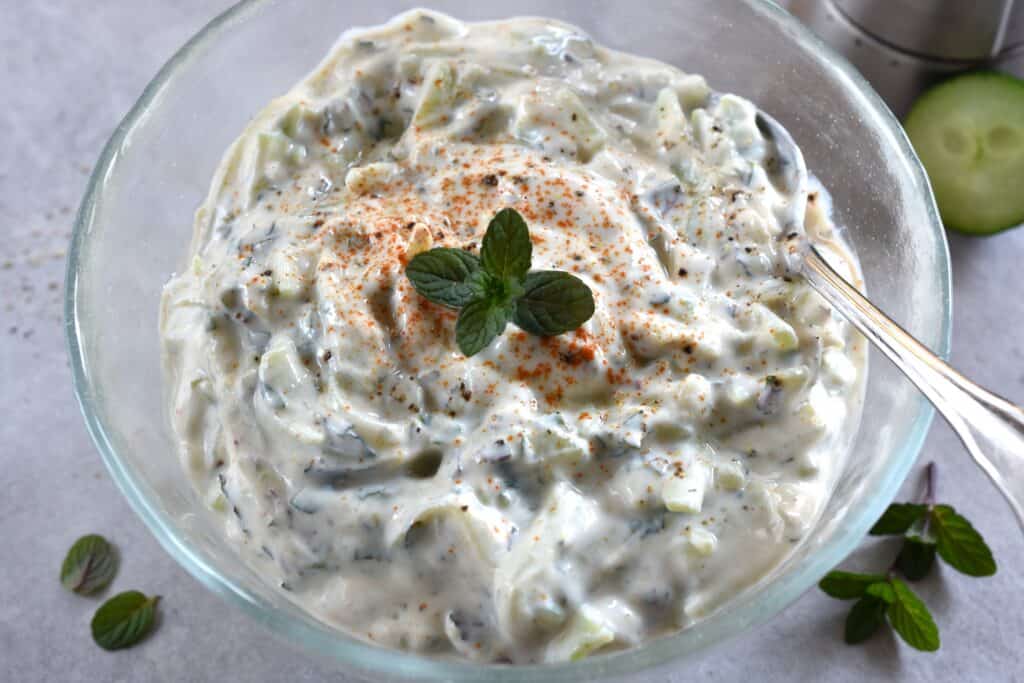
{"left": 802, "top": 245, "right": 1024, "bottom": 530}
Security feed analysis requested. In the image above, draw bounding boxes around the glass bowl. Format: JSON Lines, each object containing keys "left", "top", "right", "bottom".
{"left": 65, "top": 0, "right": 950, "bottom": 679}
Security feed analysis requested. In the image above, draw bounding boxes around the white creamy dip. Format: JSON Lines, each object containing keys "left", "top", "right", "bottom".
{"left": 161, "top": 10, "right": 865, "bottom": 663}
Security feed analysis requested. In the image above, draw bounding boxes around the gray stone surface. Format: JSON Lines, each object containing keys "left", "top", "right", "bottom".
{"left": 1, "top": 2, "right": 1022, "bottom": 681}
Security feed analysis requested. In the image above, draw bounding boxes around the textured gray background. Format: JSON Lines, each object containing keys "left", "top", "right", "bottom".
{"left": 2, "top": 1, "right": 1022, "bottom": 681}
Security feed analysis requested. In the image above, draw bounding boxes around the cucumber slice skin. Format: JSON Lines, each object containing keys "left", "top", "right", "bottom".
{"left": 904, "top": 71, "right": 1024, "bottom": 235}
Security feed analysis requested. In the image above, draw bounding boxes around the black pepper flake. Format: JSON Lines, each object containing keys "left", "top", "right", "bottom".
{"left": 575, "top": 190, "right": 584, "bottom": 197}
{"left": 405, "top": 222, "right": 415, "bottom": 230}
{"left": 482, "top": 174, "right": 498, "bottom": 187}
{"left": 786, "top": 232, "right": 799, "bottom": 240}
{"left": 261, "top": 269, "right": 273, "bottom": 277}
{"left": 460, "top": 505, "right": 469, "bottom": 512}
{"left": 677, "top": 268, "right": 688, "bottom": 277}
{"left": 323, "top": 350, "right": 333, "bottom": 361}
{"left": 683, "top": 343, "right": 695, "bottom": 354}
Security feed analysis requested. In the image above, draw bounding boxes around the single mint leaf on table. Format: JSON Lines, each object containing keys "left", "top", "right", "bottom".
{"left": 405, "top": 248, "right": 481, "bottom": 308}
{"left": 480, "top": 208, "right": 532, "bottom": 282}
{"left": 886, "top": 578, "right": 940, "bottom": 651}
{"left": 91, "top": 590, "right": 161, "bottom": 651}
{"left": 513, "top": 270, "right": 596, "bottom": 336}
{"left": 896, "top": 534, "right": 937, "bottom": 581}
{"left": 456, "top": 298, "right": 511, "bottom": 357}
{"left": 932, "top": 504, "right": 997, "bottom": 577}
{"left": 60, "top": 534, "right": 118, "bottom": 596}
{"left": 819, "top": 571, "right": 888, "bottom": 600}
{"left": 845, "top": 595, "right": 889, "bottom": 644}
{"left": 870, "top": 503, "right": 928, "bottom": 535}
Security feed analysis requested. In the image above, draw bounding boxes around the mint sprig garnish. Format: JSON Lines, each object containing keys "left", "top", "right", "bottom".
{"left": 405, "top": 208, "right": 595, "bottom": 356}
{"left": 819, "top": 462, "right": 995, "bottom": 652}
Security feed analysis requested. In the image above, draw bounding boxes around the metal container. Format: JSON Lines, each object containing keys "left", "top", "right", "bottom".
{"left": 787, "top": 0, "right": 1022, "bottom": 115}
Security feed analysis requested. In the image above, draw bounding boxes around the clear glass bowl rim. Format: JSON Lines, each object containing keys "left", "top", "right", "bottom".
{"left": 64, "top": 0, "right": 952, "bottom": 679}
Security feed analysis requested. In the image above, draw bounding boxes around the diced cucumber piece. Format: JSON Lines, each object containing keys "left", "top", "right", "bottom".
{"left": 685, "top": 526, "right": 717, "bottom": 556}
{"left": 653, "top": 87, "right": 688, "bottom": 148}
{"left": 279, "top": 103, "right": 321, "bottom": 141}
{"left": 525, "top": 413, "right": 590, "bottom": 464}
{"left": 344, "top": 161, "right": 399, "bottom": 195}
{"left": 904, "top": 71, "right": 1024, "bottom": 234}
{"left": 662, "top": 459, "right": 708, "bottom": 513}
{"left": 674, "top": 74, "right": 710, "bottom": 111}
{"left": 413, "top": 61, "right": 456, "bottom": 127}
{"left": 715, "top": 460, "right": 746, "bottom": 491}
{"left": 545, "top": 605, "right": 615, "bottom": 662}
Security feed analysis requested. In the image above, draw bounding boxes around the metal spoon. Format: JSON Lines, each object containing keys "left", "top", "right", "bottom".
{"left": 755, "top": 110, "right": 1024, "bottom": 529}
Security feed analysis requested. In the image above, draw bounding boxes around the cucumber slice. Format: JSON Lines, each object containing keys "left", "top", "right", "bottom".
{"left": 904, "top": 71, "right": 1024, "bottom": 235}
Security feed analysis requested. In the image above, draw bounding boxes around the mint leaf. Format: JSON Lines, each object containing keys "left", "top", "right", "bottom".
{"left": 91, "top": 591, "right": 160, "bottom": 651}
{"left": 60, "top": 534, "right": 118, "bottom": 595}
{"left": 819, "top": 571, "right": 888, "bottom": 600}
{"left": 845, "top": 595, "right": 888, "bottom": 644}
{"left": 513, "top": 270, "right": 595, "bottom": 336}
{"left": 405, "top": 248, "right": 481, "bottom": 308}
{"left": 887, "top": 578, "right": 940, "bottom": 651}
{"left": 480, "top": 208, "right": 531, "bottom": 282}
{"left": 896, "top": 535, "right": 937, "bottom": 581}
{"left": 932, "top": 505, "right": 996, "bottom": 577}
{"left": 455, "top": 298, "right": 510, "bottom": 356}
{"left": 870, "top": 503, "right": 928, "bottom": 535}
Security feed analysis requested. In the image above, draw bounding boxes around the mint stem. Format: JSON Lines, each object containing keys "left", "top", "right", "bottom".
{"left": 919, "top": 461, "right": 936, "bottom": 539}
{"left": 923, "top": 461, "right": 936, "bottom": 506}
{"left": 888, "top": 462, "right": 939, "bottom": 575}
